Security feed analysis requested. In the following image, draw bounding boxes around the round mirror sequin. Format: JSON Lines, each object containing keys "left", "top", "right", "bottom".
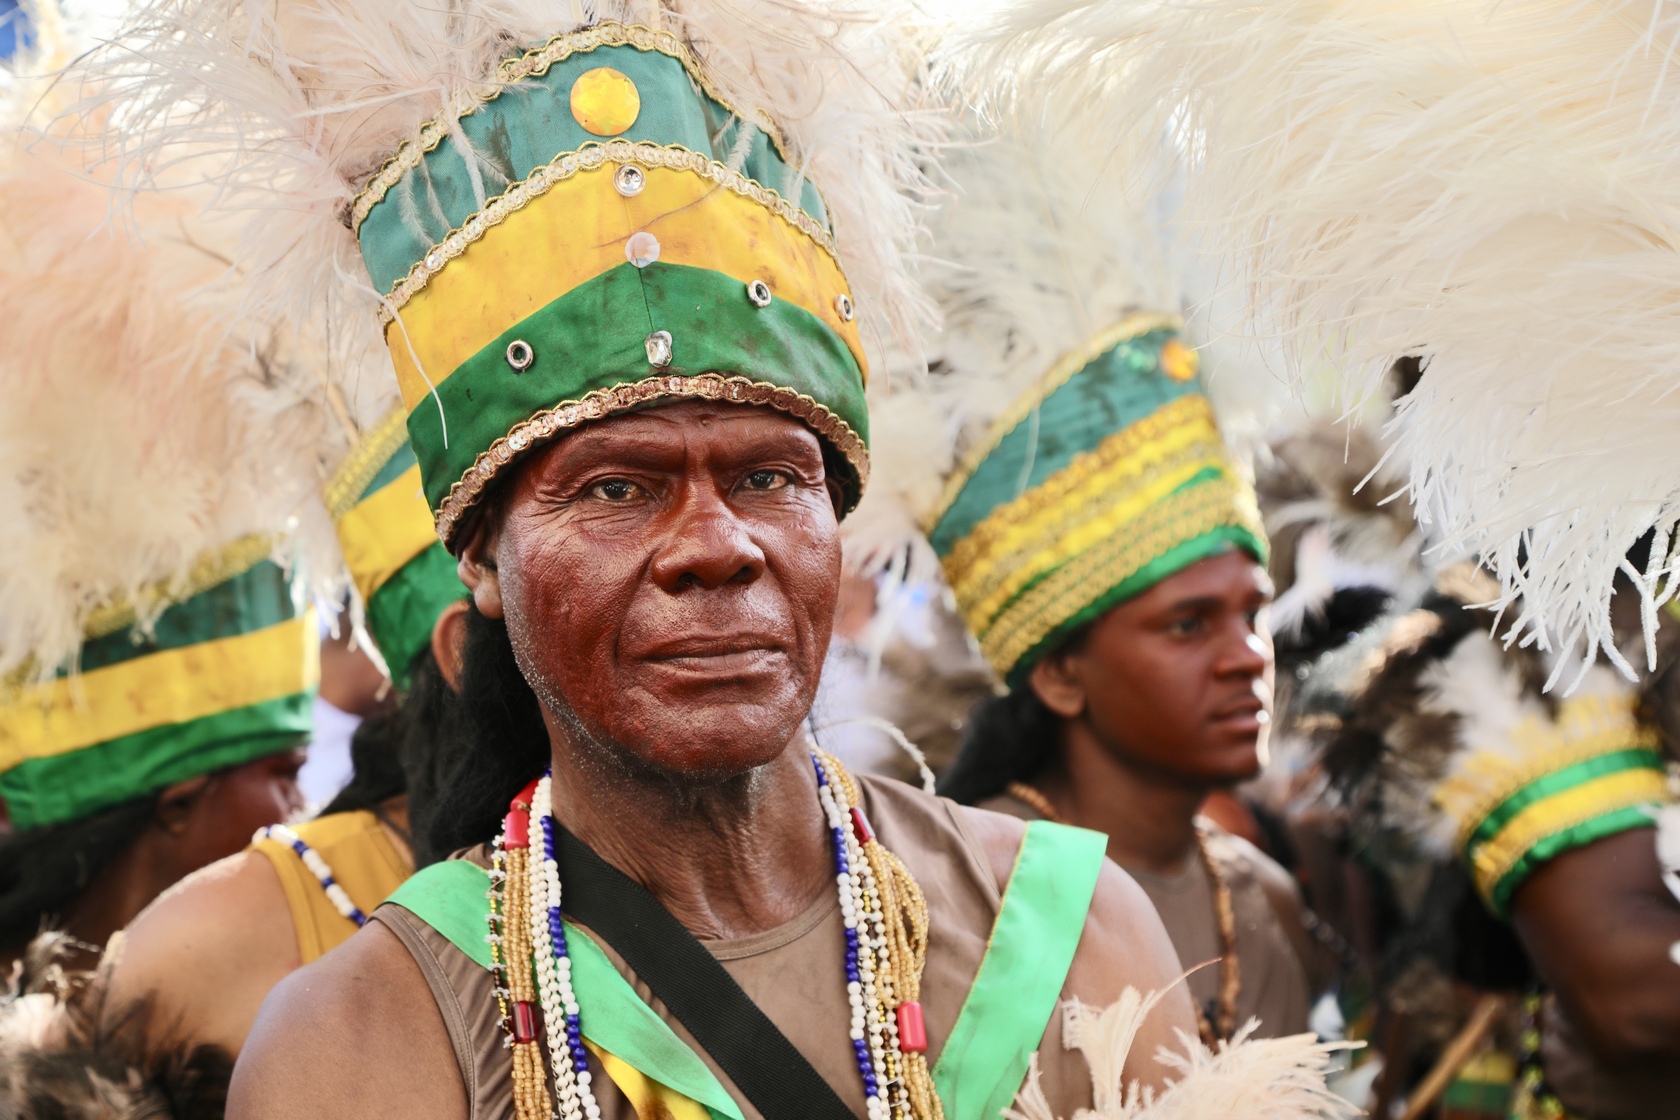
{"left": 625, "top": 232, "right": 661, "bottom": 269}
{"left": 570, "top": 67, "right": 641, "bottom": 137}
{"left": 1159, "top": 338, "right": 1199, "bottom": 382}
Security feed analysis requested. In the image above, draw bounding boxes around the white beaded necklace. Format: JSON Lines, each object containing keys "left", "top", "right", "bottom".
{"left": 507, "top": 752, "right": 922, "bottom": 1120}
{"left": 254, "top": 824, "right": 367, "bottom": 927}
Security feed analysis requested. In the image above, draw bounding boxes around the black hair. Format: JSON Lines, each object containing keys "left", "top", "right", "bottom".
{"left": 935, "top": 685, "right": 1062, "bottom": 806}
{"left": 416, "top": 603, "right": 551, "bottom": 862}
{"left": 0, "top": 794, "right": 159, "bottom": 950}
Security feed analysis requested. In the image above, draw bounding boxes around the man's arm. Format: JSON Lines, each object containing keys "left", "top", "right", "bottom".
{"left": 960, "top": 807, "right": 1197, "bottom": 1092}
{"left": 1510, "top": 827, "right": 1680, "bottom": 1063}
{"left": 228, "top": 919, "right": 468, "bottom": 1120}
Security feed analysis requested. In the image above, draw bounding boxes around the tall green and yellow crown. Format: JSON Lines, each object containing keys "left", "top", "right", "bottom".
{"left": 88, "top": 1, "right": 938, "bottom": 553}
{"left": 0, "top": 103, "right": 324, "bottom": 829}
{"left": 327, "top": 410, "right": 467, "bottom": 687}
{"left": 850, "top": 124, "right": 1266, "bottom": 684}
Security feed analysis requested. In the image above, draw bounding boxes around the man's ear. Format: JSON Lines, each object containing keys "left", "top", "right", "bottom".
{"left": 430, "top": 598, "right": 471, "bottom": 692}
{"left": 1029, "top": 651, "right": 1088, "bottom": 720}
{"left": 154, "top": 775, "right": 212, "bottom": 835}
{"left": 455, "top": 514, "right": 505, "bottom": 620}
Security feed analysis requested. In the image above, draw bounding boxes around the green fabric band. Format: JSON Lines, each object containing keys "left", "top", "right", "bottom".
{"left": 1005, "top": 523, "right": 1265, "bottom": 689}
{"left": 930, "top": 328, "right": 1192, "bottom": 556}
{"left": 932, "top": 820, "right": 1108, "bottom": 1120}
{"left": 406, "top": 260, "right": 867, "bottom": 514}
{"left": 386, "top": 860, "right": 744, "bottom": 1120}
{"left": 365, "top": 544, "right": 466, "bottom": 690}
{"left": 0, "top": 691, "right": 313, "bottom": 830}
{"left": 360, "top": 438, "right": 419, "bottom": 502}
{"left": 1465, "top": 748, "right": 1664, "bottom": 851}
{"left": 74, "top": 559, "right": 294, "bottom": 674}
{"left": 1488, "top": 805, "right": 1658, "bottom": 917}
{"left": 359, "top": 39, "right": 825, "bottom": 293}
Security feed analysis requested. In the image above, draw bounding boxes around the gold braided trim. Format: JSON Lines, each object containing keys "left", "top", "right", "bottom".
{"left": 434, "top": 373, "right": 869, "bottom": 548}
{"left": 377, "top": 140, "right": 841, "bottom": 321}
{"left": 324, "top": 407, "right": 410, "bottom": 521}
{"left": 80, "top": 534, "right": 275, "bottom": 643}
{"left": 924, "top": 312, "right": 1182, "bottom": 532}
{"left": 943, "top": 395, "right": 1230, "bottom": 628}
{"left": 351, "top": 22, "right": 792, "bottom": 233}
{"left": 1467, "top": 767, "right": 1671, "bottom": 904}
{"left": 1435, "top": 692, "right": 1661, "bottom": 853}
{"left": 975, "top": 474, "right": 1264, "bottom": 674}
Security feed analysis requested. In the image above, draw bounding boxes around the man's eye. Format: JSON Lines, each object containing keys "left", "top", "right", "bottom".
{"left": 1168, "top": 616, "right": 1203, "bottom": 636}
{"left": 743, "top": 469, "right": 790, "bottom": 492}
{"left": 589, "top": 479, "right": 642, "bottom": 501}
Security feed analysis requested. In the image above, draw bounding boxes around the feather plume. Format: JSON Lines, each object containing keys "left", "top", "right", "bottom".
{"left": 1007, "top": 991, "right": 1354, "bottom": 1120}
{"left": 71, "top": 0, "right": 941, "bottom": 444}
{"left": 958, "top": 0, "right": 1680, "bottom": 673}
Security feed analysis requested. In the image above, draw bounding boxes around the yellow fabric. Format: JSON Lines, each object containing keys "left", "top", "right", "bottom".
{"left": 944, "top": 395, "right": 1234, "bottom": 635}
{"left": 1436, "top": 692, "right": 1660, "bottom": 851}
{"left": 975, "top": 470, "right": 1261, "bottom": 674}
{"left": 251, "top": 809, "right": 412, "bottom": 964}
{"left": 336, "top": 464, "right": 439, "bottom": 605}
{"left": 324, "top": 408, "right": 410, "bottom": 520}
{"left": 584, "top": 1040, "right": 711, "bottom": 1120}
{"left": 386, "top": 159, "right": 863, "bottom": 410}
{"left": 0, "top": 614, "right": 319, "bottom": 766}
{"left": 1468, "top": 766, "right": 1670, "bottom": 902}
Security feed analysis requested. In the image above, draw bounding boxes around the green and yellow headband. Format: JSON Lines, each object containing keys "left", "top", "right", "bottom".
{"left": 359, "top": 23, "right": 871, "bottom": 548}
{"left": 327, "top": 410, "right": 469, "bottom": 687}
{"left": 0, "top": 547, "right": 318, "bottom": 830}
{"left": 928, "top": 314, "right": 1267, "bottom": 685}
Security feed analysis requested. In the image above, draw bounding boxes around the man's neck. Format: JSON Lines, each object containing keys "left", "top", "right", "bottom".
{"left": 1034, "top": 727, "right": 1206, "bottom": 876}
{"left": 545, "top": 732, "right": 833, "bottom": 942}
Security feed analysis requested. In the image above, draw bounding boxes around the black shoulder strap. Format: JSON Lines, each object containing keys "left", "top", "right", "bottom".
{"left": 555, "top": 824, "right": 858, "bottom": 1120}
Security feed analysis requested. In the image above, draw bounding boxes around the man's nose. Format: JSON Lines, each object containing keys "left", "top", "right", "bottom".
{"left": 648, "top": 482, "right": 767, "bottom": 592}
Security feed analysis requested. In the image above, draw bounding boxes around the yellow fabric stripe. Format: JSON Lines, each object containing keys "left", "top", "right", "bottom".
{"left": 0, "top": 614, "right": 320, "bottom": 765}
{"left": 386, "top": 160, "right": 863, "bottom": 410}
{"left": 1467, "top": 767, "right": 1670, "bottom": 902}
{"left": 337, "top": 464, "right": 439, "bottom": 606}
{"left": 944, "top": 396, "right": 1234, "bottom": 636}
{"left": 977, "top": 474, "right": 1262, "bottom": 674}
{"left": 584, "top": 1040, "right": 712, "bottom": 1120}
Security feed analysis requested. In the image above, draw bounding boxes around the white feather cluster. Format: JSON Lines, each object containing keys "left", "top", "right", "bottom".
{"left": 73, "top": 0, "right": 940, "bottom": 424}
{"left": 961, "top": 0, "right": 1680, "bottom": 673}
{"left": 0, "top": 133, "right": 332, "bottom": 681}
{"left": 846, "top": 113, "right": 1279, "bottom": 583}
{"left": 1008, "top": 991, "right": 1354, "bottom": 1120}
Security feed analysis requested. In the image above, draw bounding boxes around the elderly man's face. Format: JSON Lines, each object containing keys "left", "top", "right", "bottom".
{"left": 466, "top": 401, "right": 843, "bottom": 780}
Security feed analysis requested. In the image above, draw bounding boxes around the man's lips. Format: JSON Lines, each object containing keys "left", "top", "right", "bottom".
{"left": 1209, "top": 697, "right": 1268, "bottom": 725}
{"left": 640, "top": 635, "right": 788, "bottom": 673}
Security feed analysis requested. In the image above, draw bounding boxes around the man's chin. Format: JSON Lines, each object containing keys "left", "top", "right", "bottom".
{"left": 595, "top": 705, "right": 810, "bottom": 782}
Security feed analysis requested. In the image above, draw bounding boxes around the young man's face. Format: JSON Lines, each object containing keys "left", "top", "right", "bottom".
{"left": 1031, "top": 549, "right": 1274, "bottom": 790}
{"left": 463, "top": 400, "right": 843, "bottom": 781}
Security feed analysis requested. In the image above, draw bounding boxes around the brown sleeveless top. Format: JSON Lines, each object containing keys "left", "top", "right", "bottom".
{"left": 373, "top": 774, "right": 1100, "bottom": 1120}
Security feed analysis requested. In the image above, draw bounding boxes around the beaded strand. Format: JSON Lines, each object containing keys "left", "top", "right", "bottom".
{"left": 503, "top": 783, "right": 554, "bottom": 1120}
{"left": 530, "top": 773, "right": 601, "bottom": 1120}
{"left": 254, "top": 825, "right": 367, "bottom": 927}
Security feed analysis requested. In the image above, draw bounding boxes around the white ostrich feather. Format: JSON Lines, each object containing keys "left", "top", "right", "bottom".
{"left": 0, "top": 129, "right": 334, "bottom": 681}
{"left": 958, "top": 0, "right": 1680, "bottom": 674}
{"left": 72, "top": 0, "right": 941, "bottom": 443}
{"left": 1007, "top": 992, "right": 1354, "bottom": 1120}
{"left": 845, "top": 111, "right": 1282, "bottom": 583}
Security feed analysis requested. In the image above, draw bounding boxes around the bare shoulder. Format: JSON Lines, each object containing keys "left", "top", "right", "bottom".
{"left": 957, "top": 806, "right": 1196, "bottom": 1088}
{"left": 228, "top": 917, "right": 467, "bottom": 1120}
{"left": 109, "top": 850, "right": 298, "bottom": 1054}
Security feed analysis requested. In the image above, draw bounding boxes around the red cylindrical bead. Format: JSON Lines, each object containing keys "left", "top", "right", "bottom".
{"left": 850, "top": 806, "right": 875, "bottom": 846}
{"left": 896, "top": 1001, "right": 927, "bottom": 1053}
{"left": 512, "top": 1000, "right": 539, "bottom": 1044}
{"left": 503, "top": 809, "right": 530, "bottom": 850}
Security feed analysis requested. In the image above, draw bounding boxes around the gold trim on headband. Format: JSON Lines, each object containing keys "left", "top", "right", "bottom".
{"left": 80, "top": 534, "right": 274, "bottom": 643}
{"left": 924, "top": 311, "right": 1182, "bottom": 533}
{"left": 434, "top": 373, "right": 868, "bottom": 546}
{"left": 324, "top": 408, "right": 411, "bottom": 521}
{"left": 975, "top": 475, "right": 1263, "bottom": 673}
{"left": 351, "top": 22, "right": 792, "bottom": 232}
{"left": 378, "top": 141, "right": 840, "bottom": 320}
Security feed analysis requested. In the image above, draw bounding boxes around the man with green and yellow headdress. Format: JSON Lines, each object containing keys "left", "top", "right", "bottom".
{"left": 851, "top": 121, "right": 1319, "bottom": 1046}
{"left": 80, "top": 1, "right": 1355, "bottom": 1117}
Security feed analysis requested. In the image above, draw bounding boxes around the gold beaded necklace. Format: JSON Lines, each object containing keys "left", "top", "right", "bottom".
{"left": 1003, "top": 782, "right": 1242, "bottom": 1044}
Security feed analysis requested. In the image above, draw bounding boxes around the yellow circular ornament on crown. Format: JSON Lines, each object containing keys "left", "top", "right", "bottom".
{"left": 1160, "top": 338, "right": 1199, "bottom": 382}
{"left": 570, "top": 67, "right": 641, "bottom": 136}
